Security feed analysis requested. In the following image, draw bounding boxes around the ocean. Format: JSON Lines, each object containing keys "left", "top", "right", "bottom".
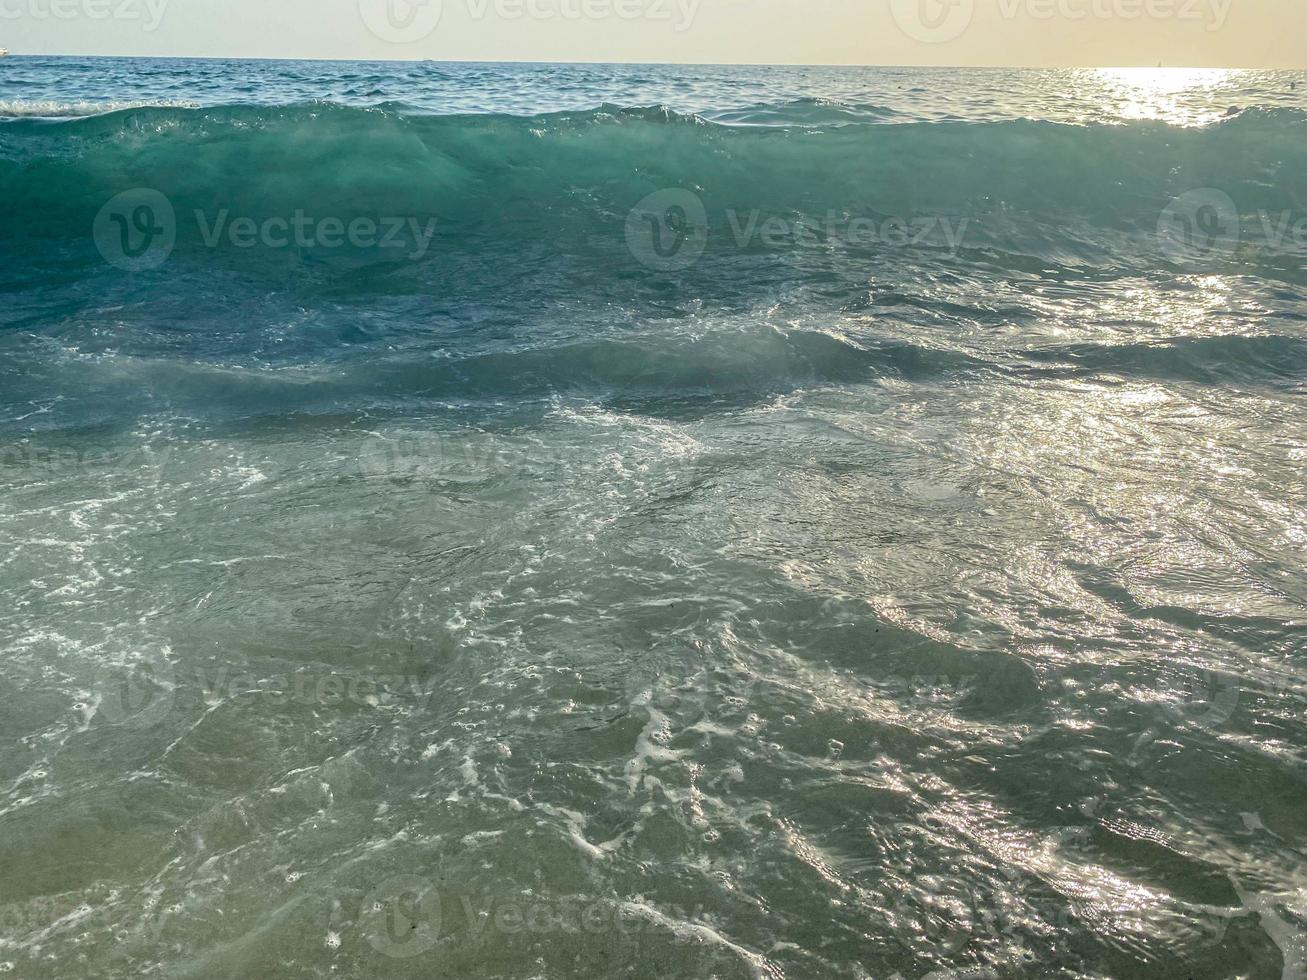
{"left": 2, "top": 57, "right": 1306, "bottom": 979}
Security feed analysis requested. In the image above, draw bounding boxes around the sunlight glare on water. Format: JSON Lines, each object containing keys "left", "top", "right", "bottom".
{"left": 1089, "top": 66, "right": 1241, "bottom": 124}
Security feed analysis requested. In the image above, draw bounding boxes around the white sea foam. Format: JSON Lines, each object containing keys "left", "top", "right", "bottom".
{"left": 0, "top": 99, "right": 199, "bottom": 118}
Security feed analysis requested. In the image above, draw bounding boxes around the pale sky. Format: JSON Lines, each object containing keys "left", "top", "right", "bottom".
{"left": 2, "top": 0, "right": 1305, "bottom": 67}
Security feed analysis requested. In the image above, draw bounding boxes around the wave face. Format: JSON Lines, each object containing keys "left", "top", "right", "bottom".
{"left": 4, "top": 102, "right": 1307, "bottom": 264}
{"left": 2, "top": 60, "right": 1307, "bottom": 980}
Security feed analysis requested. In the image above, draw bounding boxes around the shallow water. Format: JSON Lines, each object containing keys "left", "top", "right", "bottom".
{"left": 1, "top": 58, "right": 1306, "bottom": 979}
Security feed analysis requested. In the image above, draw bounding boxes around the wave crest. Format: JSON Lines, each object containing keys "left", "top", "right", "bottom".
{"left": 3, "top": 102, "right": 1305, "bottom": 274}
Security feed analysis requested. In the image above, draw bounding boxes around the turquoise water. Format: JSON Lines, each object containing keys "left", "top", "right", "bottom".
{"left": 2, "top": 58, "right": 1307, "bottom": 978}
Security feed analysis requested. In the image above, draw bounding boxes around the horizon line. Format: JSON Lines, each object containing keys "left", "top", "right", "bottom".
{"left": 0, "top": 52, "right": 1286, "bottom": 71}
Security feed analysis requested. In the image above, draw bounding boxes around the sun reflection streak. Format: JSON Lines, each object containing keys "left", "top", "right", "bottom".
{"left": 1088, "top": 68, "right": 1241, "bottom": 125}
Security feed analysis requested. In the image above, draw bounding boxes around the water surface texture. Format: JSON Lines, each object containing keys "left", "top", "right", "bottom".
{"left": 2, "top": 59, "right": 1307, "bottom": 979}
